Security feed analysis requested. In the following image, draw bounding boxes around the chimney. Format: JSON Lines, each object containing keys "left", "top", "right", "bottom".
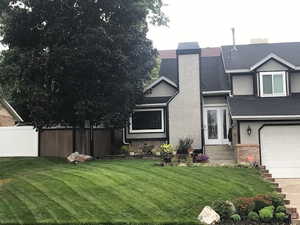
{"left": 168, "top": 42, "right": 203, "bottom": 150}
{"left": 231, "top": 28, "right": 237, "bottom": 51}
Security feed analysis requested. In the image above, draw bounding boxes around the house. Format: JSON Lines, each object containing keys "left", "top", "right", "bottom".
{"left": 0, "top": 99, "right": 23, "bottom": 126}
{"left": 124, "top": 41, "right": 300, "bottom": 179}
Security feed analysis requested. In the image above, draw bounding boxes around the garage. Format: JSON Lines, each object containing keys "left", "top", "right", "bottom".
{"left": 260, "top": 125, "right": 300, "bottom": 178}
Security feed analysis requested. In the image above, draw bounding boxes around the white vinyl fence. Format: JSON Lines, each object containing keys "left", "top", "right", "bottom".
{"left": 0, "top": 126, "right": 38, "bottom": 157}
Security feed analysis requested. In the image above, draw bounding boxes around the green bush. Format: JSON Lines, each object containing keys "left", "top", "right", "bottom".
{"left": 259, "top": 206, "right": 274, "bottom": 222}
{"left": 253, "top": 194, "right": 272, "bottom": 212}
{"left": 230, "top": 214, "right": 241, "bottom": 222}
{"left": 275, "top": 212, "right": 288, "bottom": 222}
{"left": 212, "top": 200, "right": 235, "bottom": 219}
{"left": 267, "top": 192, "right": 285, "bottom": 208}
{"left": 120, "top": 145, "right": 129, "bottom": 154}
{"left": 176, "top": 138, "right": 193, "bottom": 155}
{"left": 247, "top": 211, "right": 260, "bottom": 221}
{"left": 275, "top": 205, "right": 286, "bottom": 213}
{"left": 234, "top": 197, "right": 255, "bottom": 217}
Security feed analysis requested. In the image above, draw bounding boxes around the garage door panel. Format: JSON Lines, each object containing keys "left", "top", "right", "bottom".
{"left": 261, "top": 125, "right": 300, "bottom": 179}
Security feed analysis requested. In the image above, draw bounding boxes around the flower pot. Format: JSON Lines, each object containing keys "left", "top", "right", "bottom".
{"left": 129, "top": 152, "right": 135, "bottom": 156}
{"left": 155, "top": 152, "right": 161, "bottom": 156}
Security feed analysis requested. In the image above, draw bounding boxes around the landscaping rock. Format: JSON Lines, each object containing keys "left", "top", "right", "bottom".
{"left": 67, "top": 152, "right": 93, "bottom": 163}
{"left": 198, "top": 206, "right": 220, "bottom": 225}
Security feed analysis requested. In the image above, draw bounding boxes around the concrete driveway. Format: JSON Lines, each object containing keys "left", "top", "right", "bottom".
{"left": 276, "top": 179, "right": 300, "bottom": 224}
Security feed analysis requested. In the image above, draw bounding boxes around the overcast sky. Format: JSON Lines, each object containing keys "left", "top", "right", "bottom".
{"left": 147, "top": 0, "right": 300, "bottom": 50}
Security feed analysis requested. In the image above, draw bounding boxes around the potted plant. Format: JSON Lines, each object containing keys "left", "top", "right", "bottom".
{"left": 160, "top": 144, "right": 175, "bottom": 164}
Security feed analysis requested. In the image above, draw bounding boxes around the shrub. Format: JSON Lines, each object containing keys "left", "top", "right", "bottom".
{"left": 253, "top": 194, "right": 272, "bottom": 212}
{"left": 259, "top": 206, "right": 274, "bottom": 222}
{"left": 120, "top": 145, "right": 129, "bottom": 154}
{"left": 275, "top": 205, "right": 286, "bottom": 213}
{"left": 248, "top": 211, "right": 260, "bottom": 221}
{"left": 275, "top": 212, "right": 288, "bottom": 222}
{"left": 176, "top": 138, "right": 193, "bottom": 155}
{"left": 267, "top": 192, "right": 285, "bottom": 208}
{"left": 160, "top": 144, "right": 175, "bottom": 154}
{"left": 234, "top": 197, "right": 255, "bottom": 217}
{"left": 212, "top": 200, "right": 236, "bottom": 219}
{"left": 230, "top": 214, "right": 241, "bottom": 222}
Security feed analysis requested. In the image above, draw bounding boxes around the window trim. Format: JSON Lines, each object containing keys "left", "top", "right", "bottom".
{"left": 259, "top": 71, "right": 287, "bottom": 97}
{"left": 129, "top": 108, "right": 165, "bottom": 133}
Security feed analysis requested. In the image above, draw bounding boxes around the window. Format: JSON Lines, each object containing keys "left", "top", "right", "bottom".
{"left": 129, "top": 108, "right": 164, "bottom": 133}
{"left": 260, "top": 72, "right": 287, "bottom": 97}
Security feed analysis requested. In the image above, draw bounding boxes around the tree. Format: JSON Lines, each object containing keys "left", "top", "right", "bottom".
{"left": 0, "top": 0, "right": 168, "bottom": 130}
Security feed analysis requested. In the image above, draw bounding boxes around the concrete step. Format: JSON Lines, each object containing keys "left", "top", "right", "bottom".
{"left": 209, "top": 159, "right": 236, "bottom": 165}
{"left": 293, "top": 219, "right": 300, "bottom": 225}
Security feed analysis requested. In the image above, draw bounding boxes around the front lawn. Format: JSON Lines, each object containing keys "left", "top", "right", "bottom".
{"left": 0, "top": 158, "right": 273, "bottom": 225}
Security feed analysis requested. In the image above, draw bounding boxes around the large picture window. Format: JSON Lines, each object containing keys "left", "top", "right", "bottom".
{"left": 129, "top": 108, "right": 164, "bottom": 133}
{"left": 260, "top": 72, "right": 287, "bottom": 97}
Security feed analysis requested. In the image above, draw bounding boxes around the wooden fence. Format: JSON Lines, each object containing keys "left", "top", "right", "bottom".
{"left": 39, "top": 128, "right": 119, "bottom": 158}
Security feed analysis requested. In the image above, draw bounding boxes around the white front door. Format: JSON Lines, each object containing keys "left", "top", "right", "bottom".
{"left": 204, "top": 107, "right": 230, "bottom": 145}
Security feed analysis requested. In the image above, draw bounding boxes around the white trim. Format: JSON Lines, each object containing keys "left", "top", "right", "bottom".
{"left": 232, "top": 115, "right": 300, "bottom": 120}
{"left": 250, "top": 53, "right": 295, "bottom": 71}
{"left": 259, "top": 71, "right": 287, "bottom": 97}
{"left": 144, "top": 76, "right": 178, "bottom": 93}
{"left": 202, "top": 90, "right": 231, "bottom": 95}
{"left": 225, "top": 53, "right": 298, "bottom": 74}
{"left": 129, "top": 108, "right": 164, "bottom": 133}
{"left": 2, "top": 99, "right": 23, "bottom": 122}
{"left": 203, "top": 103, "right": 227, "bottom": 107}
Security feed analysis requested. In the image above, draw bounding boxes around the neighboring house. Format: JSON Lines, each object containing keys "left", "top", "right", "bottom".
{"left": 0, "top": 99, "right": 23, "bottom": 126}
{"left": 125, "top": 41, "right": 300, "bottom": 179}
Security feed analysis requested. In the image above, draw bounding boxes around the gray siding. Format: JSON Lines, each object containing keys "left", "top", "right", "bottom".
{"left": 126, "top": 131, "right": 166, "bottom": 139}
{"left": 256, "top": 59, "right": 288, "bottom": 71}
{"left": 145, "top": 81, "right": 177, "bottom": 97}
{"left": 290, "top": 72, "right": 300, "bottom": 93}
{"left": 203, "top": 96, "right": 227, "bottom": 105}
{"left": 232, "top": 75, "right": 254, "bottom": 95}
{"left": 169, "top": 54, "right": 202, "bottom": 149}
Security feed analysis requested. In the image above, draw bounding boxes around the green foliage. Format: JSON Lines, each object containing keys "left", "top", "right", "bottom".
{"left": 120, "top": 145, "right": 129, "bottom": 153}
{"left": 275, "top": 205, "right": 286, "bottom": 213}
{"left": 267, "top": 192, "right": 285, "bottom": 208}
{"left": 275, "top": 212, "right": 288, "bottom": 222}
{"left": 259, "top": 206, "right": 274, "bottom": 222}
{"left": 252, "top": 194, "right": 272, "bottom": 212}
{"left": 212, "top": 200, "right": 236, "bottom": 219}
{"left": 177, "top": 138, "right": 193, "bottom": 155}
{"left": 0, "top": 0, "right": 167, "bottom": 128}
{"left": 234, "top": 197, "right": 255, "bottom": 217}
{"left": 230, "top": 214, "right": 241, "bottom": 222}
{"left": 247, "top": 211, "right": 260, "bottom": 221}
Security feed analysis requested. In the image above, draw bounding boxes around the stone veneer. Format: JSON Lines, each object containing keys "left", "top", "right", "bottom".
{"left": 235, "top": 144, "right": 260, "bottom": 164}
{"left": 129, "top": 140, "right": 166, "bottom": 153}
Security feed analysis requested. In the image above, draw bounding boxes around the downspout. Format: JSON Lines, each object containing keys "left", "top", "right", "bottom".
{"left": 122, "top": 128, "right": 130, "bottom": 145}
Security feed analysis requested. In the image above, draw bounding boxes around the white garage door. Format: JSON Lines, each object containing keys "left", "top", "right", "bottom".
{"left": 261, "top": 125, "right": 300, "bottom": 178}
{"left": 0, "top": 126, "right": 38, "bottom": 157}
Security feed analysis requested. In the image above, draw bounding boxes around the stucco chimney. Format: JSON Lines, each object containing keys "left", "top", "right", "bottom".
{"left": 168, "top": 42, "right": 202, "bottom": 150}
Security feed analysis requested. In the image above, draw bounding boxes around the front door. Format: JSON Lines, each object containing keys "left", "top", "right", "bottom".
{"left": 204, "top": 107, "right": 230, "bottom": 145}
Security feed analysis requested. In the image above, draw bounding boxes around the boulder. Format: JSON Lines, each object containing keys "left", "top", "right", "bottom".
{"left": 198, "top": 206, "right": 220, "bottom": 225}
{"left": 67, "top": 152, "right": 93, "bottom": 163}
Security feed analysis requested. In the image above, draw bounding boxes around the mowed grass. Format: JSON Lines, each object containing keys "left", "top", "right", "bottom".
{"left": 0, "top": 158, "right": 273, "bottom": 225}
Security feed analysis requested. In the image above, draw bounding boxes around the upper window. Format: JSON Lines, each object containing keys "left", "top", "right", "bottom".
{"left": 129, "top": 108, "right": 164, "bottom": 133}
{"left": 260, "top": 72, "right": 287, "bottom": 97}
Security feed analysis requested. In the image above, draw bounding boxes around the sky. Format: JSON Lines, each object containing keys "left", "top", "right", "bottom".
{"left": 147, "top": 0, "right": 300, "bottom": 50}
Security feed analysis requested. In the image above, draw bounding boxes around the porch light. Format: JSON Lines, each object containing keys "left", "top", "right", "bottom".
{"left": 247, "top": 126, "right": 252, "bottom": 136}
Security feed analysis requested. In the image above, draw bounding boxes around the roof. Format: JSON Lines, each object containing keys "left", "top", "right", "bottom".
{"left": 228, "top": 95, "right": 300, "bottom": 119}
{"left": 177, "top": 42, "right": 200, "bottom": 50}
{"left": 1, "top": 99, "right": 23, "bottom": 122}
{"left": 136, "top": 96, "right": 172, "bottom": 105}
{"left": 222, "top": 42, "right": 300, "bottom": 72}
{"left": 144, "top": 76, "right": 177, "bottom": 93}
{"left": 158, "top": 48, "right": 228, "bottom": 92}
{"left": 201, "top": 56, "right": 230, "bottom": 92}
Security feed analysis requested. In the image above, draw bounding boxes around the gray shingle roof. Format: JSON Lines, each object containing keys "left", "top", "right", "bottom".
{"left": 201, "top": 56, "right": 230, "bottom": 92}
{"left": 137, "top": 97, "right": 172, "bottom": 105}
{"left": 159, "top": 56, "right": 230, "bottom": 92}
{"left": 222, "top": 42, "right": 300, "bottom": 71}
{"left": 228, "top": 95, "right": 300, "bottom": 117}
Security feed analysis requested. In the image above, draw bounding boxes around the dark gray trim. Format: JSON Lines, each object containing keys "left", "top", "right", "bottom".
{"left": 199, "top": 53, "right": 204, "bottom": 151}
{"left": 237, "top": 120, "right": 241, "bottom": 144}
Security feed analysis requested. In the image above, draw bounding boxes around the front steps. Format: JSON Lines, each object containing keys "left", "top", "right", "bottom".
{"left": 205, "top": 145, "right": 236, "bottom": 165}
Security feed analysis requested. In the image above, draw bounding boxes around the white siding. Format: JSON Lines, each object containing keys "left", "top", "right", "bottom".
{"left": 146, "top": 81, "right": 177, "bottom": 97}
{"left": 0, "top": 126, "right": 38, "bottom": 157}
{"left": 169, "top": 54, "right": 202, "bottom": 149}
